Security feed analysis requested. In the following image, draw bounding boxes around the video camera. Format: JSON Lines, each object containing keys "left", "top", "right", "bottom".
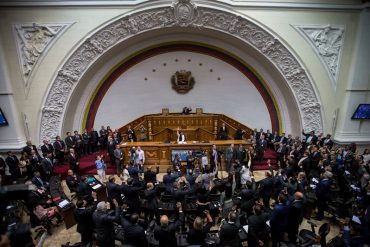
{"left": 0, "top": 184, "right": 38, "bottom": 247}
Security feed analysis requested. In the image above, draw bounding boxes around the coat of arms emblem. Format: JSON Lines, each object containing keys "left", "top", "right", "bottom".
{"left": 171, "top": 70, "right": 195, "bottom": 94}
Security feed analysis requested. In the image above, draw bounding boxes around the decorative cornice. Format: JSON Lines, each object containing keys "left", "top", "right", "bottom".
{"left": 293, "top": 24, "right": 345, "bottom": 89}
{"left": 0, "top": 0, "right": 368, "bottom": 10}
{"left": 39, "top": 0, "right": 323, "bottom": 142}
{"left": 14, "top": 23, "right": 72, "bottom": 96}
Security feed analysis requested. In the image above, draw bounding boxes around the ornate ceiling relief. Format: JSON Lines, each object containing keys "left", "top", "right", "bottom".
{"left": 40, "top": 0, "right": 323, "bottom": 142}
{"left": 293, "top": 25, "right": 345, "bottom": 89}
{"left": 14, "top": 23, "right": 72, "bottom": 94}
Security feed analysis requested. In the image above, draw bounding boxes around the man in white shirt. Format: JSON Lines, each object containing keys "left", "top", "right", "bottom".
{"left": 176, "top": 128, "right": 186, "bottom": 144}
{"left": 136, "top": 146, "right": 145, "bottom": 172}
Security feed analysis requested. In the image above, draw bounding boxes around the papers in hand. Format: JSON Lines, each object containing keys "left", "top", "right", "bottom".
{"left": 312, "top": 178, "right": 319, "bottom": 183}
{"left": 92, "top": 184, "right": 102, "bottom": 190}
{"left": 266, "top": 220, "right": 270, "bottom": 227}
{"left": 352, "top": 215, "right": 361, "bottom": 225}
{"left": 242, "top": 225, "right": 249, "bottom": 233}
{"left": 58, "top": 199, "right": 70, "bottom": 208}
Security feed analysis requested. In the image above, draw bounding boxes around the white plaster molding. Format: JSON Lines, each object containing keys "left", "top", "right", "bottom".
{"left": 334, "top": 131, "right": 370, "bottom": 144}
{"left": 39, "top": 0, "right": 324, "bottom": 142}
{"left": 14, "top": 23, "right": 73, "bottom": 96}
{"left": 293, "top": 24, "right": 345, "bottom": 89}
{"left": 0, "top": 0, "right": 368, "bottom": 10}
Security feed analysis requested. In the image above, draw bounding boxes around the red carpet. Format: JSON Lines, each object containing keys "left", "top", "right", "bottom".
{"left": 54, "top": 148, "right": 278, "bottom": 177}
{"left": 252, "top": 148, "right": 279, "bottom": 170}
{"left": 53, "top": 151, "right": 117, "bottom": 177}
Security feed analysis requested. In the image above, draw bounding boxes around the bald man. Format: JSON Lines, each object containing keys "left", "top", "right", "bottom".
{"left": 154, "top": 202, "right": 184, "bottom": 247}
{"left": 287, "top": 191, "right": 304, "bottom": 243}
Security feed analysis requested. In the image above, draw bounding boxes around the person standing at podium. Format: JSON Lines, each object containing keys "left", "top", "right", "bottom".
{"left": 177, "top": 127, "right": 186, "bottom": 144}
{"left": 219, "top": 122, "right": 228, "bottom": 140}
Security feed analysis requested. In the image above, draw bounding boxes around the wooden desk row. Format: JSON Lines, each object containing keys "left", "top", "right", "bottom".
{"left": 120, "top": 140, "right": 251, "bottom": 172}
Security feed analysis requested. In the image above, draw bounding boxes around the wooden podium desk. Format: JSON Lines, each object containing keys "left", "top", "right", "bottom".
{"left": 120, "top": 140, "right": 250, "bottom": 172}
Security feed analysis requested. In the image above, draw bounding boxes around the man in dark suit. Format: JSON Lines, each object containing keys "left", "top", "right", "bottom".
{"left": 29, "top": 149, "right": 42, "bottom": 176}
{"left": 298, "top": 151, "right": 311, "bottom": 178}
{"left": 322, "top": 134, "right": 334, "bottom": 149}
{"left": 259, "top": 169, "right": 274, "bottom": 208}
{"left": 73, "top": 130, "right": 83, "bottom": 156}
{"left": 257, "top": 134, "right": 268, "bottom": 161}
{"left": 114, "top": 144, "right": 123, "bottom": 175}
{"left": 256, "top": 128, "right": 264, "bottom": 141}
{"left": 66, "top": 169, "right": 79, "bottom": 193}
{"left": 82, "top": 129, "right": 91, "bottom": 155}
{"left": 144, "top": 165, "right": 159, "bottom": 185}
{"left": 234, "top": 128, "right": 245, "bottom": 140}
{"left": 99, "top": 126, "right": 107, "bottom": 150}
{"left": 67, "top": 148, "right": 79, "bottom": 175}
{"left": 65, "top": 132, "right": 76, "bottom": 151}
{"left": 287, "top": 192, "right": 304, "bottom": 243}
{"left": 74, "top": 192, "right": 98, "bottom": 247}
{"left": 226, "top": 143, "right": 235, "bottom": 173}
{"left": 5, "top": 151, "right": 20, "bottom": 182}
{"left": 121, "top": 212, "right": 148, "bottom": 247}
{"left": 40, "top": 139, "right": 54, "bottom": 158}
{"left": 236, "top": 144, "right": 246, "bottom": 165}
{"left": 40, "top": 152, "right": 53, "bottom": 181}
{"left": 154, "top": 202, "right": 184, "bottom": 247}
{"left": 270, "top": 193, "right": 289, "bottom": 247}
{"left": 107, "top": 136, "right": 116, "bottom": 165}
{"left": 53, "top": 136, "right": 66, "bottom": 165}
{"left": 107, "top": 175, "right": 122, "bottom": 206}
{"left": 143, "top": 182, "right": 159, "bottom": 223}
{"left": 90, "top": 128, "right": 99, "bottom": 153}
{"left": 93, "top": 199, "right": 121, "bottom": 247}
{"left": 248, "top": 205, "right": 269, "bottom": 247}
{"left": 22, "top": 140, "right": 40, "bottom": 157}
{"left": 302, "top": 129, "right": 318, "bottom": 147}
{"left": 219, "top": 211, "right": 241, "bottom": 247}
{"left": 218, "top": 122, "right": 228, "bottom": 140}
{"left": 31, "top": 171, "right": 48, "bottom": 189}
{"left": 78, "top": 176, "right": 93, "bottom": 203}
{"left": 315, "top": 171, "right": 332, "bottom": 220}
{"left": 126, "top": 125, "right": 136, "bottom": 142}
{"left": 121, "top": 178, "right": 142, "bottom": 214}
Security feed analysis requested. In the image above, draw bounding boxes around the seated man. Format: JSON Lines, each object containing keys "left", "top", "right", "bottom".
{"left": 154, "top": 202, "right": 184, "bottom": 247}
{"left": 31, "top": 201, "right": 62, "bottom": 223}
{"left": 31, "top": 171, "right": 48, "bottom": 189}
{"left": 66, "top": 169, "right": 79, "bottom": 193}
{"left": 77, "top": 176, "right": 93, "bottom": 203}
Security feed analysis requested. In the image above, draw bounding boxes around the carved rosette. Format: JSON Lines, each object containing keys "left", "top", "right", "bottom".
{"left": 293, "top": 25, "right": 344, "bottom": 88}
{"left": 40, "top": 1, "right": 323, "bottom": 142}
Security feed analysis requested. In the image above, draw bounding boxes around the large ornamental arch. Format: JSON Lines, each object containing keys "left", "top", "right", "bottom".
{"left": 39, "top": 0, "right": 323, "bottom": 142}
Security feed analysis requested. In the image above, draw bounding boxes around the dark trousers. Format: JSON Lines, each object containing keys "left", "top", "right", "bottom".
{"left": 97, "top": 239, "right": 114, "bottom": 247}
{"left": 83, "top": 143, "right": 91, "bottom": 155}
{"left": 80, "top": 231, "right": 93, "bottom": 247}
{"left": 316, "top": 199, "right": 327, "bottom": 220}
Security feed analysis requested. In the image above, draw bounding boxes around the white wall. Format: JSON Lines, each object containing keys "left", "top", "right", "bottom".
{"left": 94, "top": 51, "right": 271, "bottom": 130}
{"left": 0, "top": 1, "right": 368, "bottom": 147}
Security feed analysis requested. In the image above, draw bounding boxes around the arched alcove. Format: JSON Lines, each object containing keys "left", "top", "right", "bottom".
{"left": 39, "top": 1, "right": 323, "bottom": 142}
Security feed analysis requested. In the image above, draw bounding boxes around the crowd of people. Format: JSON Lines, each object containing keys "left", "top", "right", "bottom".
{"left": 0, "top": 124, "right": 369, "bottom": 247}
